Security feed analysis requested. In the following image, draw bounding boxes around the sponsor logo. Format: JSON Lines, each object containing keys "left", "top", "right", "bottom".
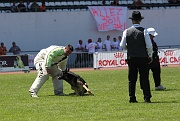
{"left": 0, "top": 60, "right": 8, "bottom": 67}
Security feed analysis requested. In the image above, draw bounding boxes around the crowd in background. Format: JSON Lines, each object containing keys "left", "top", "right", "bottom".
{"left": 74, "top": 35, "right": 123, "bottom": 67}
{"left": 0, "top": 35, "right": 122, "bottom": 68}
{"left": 11, "top": 0, "right": 46, "bottom": 12}
{"left": 103, "top": 0, "right": 180, "bottom": 9}
{"left": 75, "top": 35, "right": 123, "bottom": 53}
{"left": 1, "top": 0, "right": 179, "bottom": 13}
{"left": 168, "top": 0, "right": 180, "bottom": 4}
{"left": 0, "top": 42, "right": 21, "bottom": 55}
{"left": 11, "top": 0, "right": 145, "bottom": 12}
{"left": 102, "top": 0, "right": 144, "bottom": 9}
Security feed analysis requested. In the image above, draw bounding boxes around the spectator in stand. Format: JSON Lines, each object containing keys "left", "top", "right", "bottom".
{"left": 131, "top": 0, "right": 144, "bottom": 10}
{"left": 40, "top": 1, "right": 46, "bottom": 12}
{"left": 9, "top": 42, "right": 21, "bottom": 55}
{"left": 84, "top": 40, "right": 89, "bottom": 67}
{"left": 118, "top": 36, "right": 123, "bottom": 51}
{"left": 86, "top": 39, "right": 97, "bottom": 66}
{"left": 111, "top": 0, "right": 119, "bottom": 6}
{"left": 0, "top": 42, "right": 7, "bottom": 55}
{"left": 25, "top": 1, "right": 31, "bottom": 12}
{"left": 96, "top": 37, "right": 103, "bottom": 52}
{"left": 17, "top": 1, "right": 26, "bottom": 12}
{"left": 11, "top": 2, "right": 19, "bottom": 12}
{"left": 111, "top": 37, "right": 119, "bottom": 51}
{"left": 30, "top": 0, "right": 40, "bottom": 12}
{"left": 102, "top": 0, "right": 106, "bottom": 5}
{"left": 103, "top": 35, "right": 112, "bottom": 51}
{"left": 75, "top": 40, "right": 84, "bottom": 67}
{"left": 168, "top": 0, "right": 180, "bottom": 4}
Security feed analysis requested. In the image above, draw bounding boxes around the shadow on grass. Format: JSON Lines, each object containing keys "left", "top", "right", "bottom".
{"left": 148, "top": 101, "right": 179, "bottom": 103}
{"left": 151, "top": 89, "right": 179, "bottom": 91}
{"left": 129, "top": 101, "right": 179, "bottom": 104}
{"left": 47, "top": 93, "right": 94, "bottom": 97}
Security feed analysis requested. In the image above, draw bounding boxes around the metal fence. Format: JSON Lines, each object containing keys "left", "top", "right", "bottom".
{"left": 67, "top": 52, "right": 94, "bottom": 68}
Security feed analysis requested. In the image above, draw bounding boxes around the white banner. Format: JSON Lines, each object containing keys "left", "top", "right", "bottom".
{"left": 93, "top": 49, "right": 180, "bottom": 68}
{"left": 93, "top": 51, "right": 127, "bottom": 68}
{"left": 159, "top": 49, "right": 180, "bottom": 65}
{"left": 88, "top": 6, "right": 127, "bottom": 31}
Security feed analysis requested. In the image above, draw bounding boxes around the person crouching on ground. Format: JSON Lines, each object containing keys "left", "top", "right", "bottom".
{"left": 29, "top": 44, "right": 74, "bottom": 98}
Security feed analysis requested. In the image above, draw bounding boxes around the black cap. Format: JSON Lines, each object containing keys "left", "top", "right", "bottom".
{"left": 129, "top": 11, "right": 144, "bottom": 20}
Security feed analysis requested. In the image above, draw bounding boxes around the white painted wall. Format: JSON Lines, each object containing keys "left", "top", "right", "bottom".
{"left": 0, "top": 8, "right": 179, "bottom": 51}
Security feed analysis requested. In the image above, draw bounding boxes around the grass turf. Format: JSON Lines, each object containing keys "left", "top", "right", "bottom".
{"left": 0, "top": 67, "right": 179, "bottom": 121}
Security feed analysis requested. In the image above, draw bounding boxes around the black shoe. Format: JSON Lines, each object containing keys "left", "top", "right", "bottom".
{"left": 129, "top": 97, "right": 138, "bottom": 103}
{"left": 129, "top": 100, "right": 138, "bottom": 103}
{"left": 144, "top": 98, "right": 151, "bottom": 103}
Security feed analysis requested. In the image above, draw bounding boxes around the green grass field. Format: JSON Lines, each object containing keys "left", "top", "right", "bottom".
{"left": 0, "top": 67, "right": 179, "bottom": 121}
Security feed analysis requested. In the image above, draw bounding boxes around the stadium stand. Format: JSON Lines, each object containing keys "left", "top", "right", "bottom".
{"left": 0, "top": 0, "right": 180, "bottom": 12}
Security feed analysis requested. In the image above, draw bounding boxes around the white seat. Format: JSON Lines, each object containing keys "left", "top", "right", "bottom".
{"left": 97, "top": 0, "right": 102, "bottom": 5}
{"left": 170, "top": 6, "right": 176, "bottom": 9}
{"left": 121, "top": 0, "right": 128, "bottom": 4}
{"left": 156, "top": 0, "right": 163, "bottom": 3}
{"left": 152, "top": 7, "right": 159, "bottom": 9}
{"left": 63, "top": 8, "right": 70, "bottom": 12}
{"left": 165, "top": 6, "right": 170, "bottom": 9}
{"left": 162, "top": 0, "right": 169, "bottom": 3}
{"left": 74, "top": 8, "right": 81, "bottom": 11}
{"left": 56, "top": 9, "right": 63, "bottom": 12}
{"left": 92, "top": 1, "right": 98, "bottom": 5}
{"left": 61, "top": 1, "right": 68, "bottom": 5}
{"left": 0, "top": 3, "right": 5, "bottom": 7}
{"left": 159, "top": 7, "right": 165, "bottom": 9}
{"left": 54, "top": 2, "right": 61, "bottom": 6}
{"left": 150, "top": 0, "right": 157, "bottom": 4}
{"left": 48, "top": 2, "right": 55, "bottom": 6}
{"left": 85, "top": 1, "right": 92, "bottom": 5}
{"left": 127, "top": 0, "right": 133, "bottom": 4}
{"left": 73, "top": 1, "right": 80, "bottom": 5}
{"left": 4, "top": 3, "right": 11, "bottom": 7}
{"left": 79, "top": 1, "right": 86, "bottom": 5}
{"left": 105, "top": 1, "right": 111, "bottom": 5}
{"left": 1, "top": 10, "right": 6, "bottom": 13}
{"left": 67, "top": 1, "right": 74, "bottom": 5}
{"left": 143, "top": 0, "right": 151, "bottom": 4}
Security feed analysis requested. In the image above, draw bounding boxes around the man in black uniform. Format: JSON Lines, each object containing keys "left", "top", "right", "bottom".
{"left": 147, "top": 28, "right": 166, "bottom": 90}
{"left": 120, "top": 11, "right": 153, "bottom": 103}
